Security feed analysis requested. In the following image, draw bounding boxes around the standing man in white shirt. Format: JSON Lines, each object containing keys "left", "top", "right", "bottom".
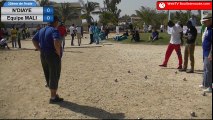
{"left": 69, "top": 24, "right": 75, "bottom": 46}
{"left": 89, "top": 24, "right": 94, "bottom": 44}
{"left": 159, "top": 20, "right": 183, "bottom": 69}
{"left": 76, "top": 25, "right": 82, "bottom": 46}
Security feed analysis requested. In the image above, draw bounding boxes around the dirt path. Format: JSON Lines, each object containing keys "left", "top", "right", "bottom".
{"left": 0, "top": 35, "right": 212, "bottom": 119}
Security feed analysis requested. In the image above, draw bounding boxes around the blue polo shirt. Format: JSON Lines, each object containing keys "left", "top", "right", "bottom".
{"left": 33, "top": 26, "right": 60, "bottom": 53}
{"left": 202, "top": 27, "right": 212, "bottom": 57}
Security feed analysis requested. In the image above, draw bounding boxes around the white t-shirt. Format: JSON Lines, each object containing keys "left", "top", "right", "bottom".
{"left": 170, "top": 25, "right": 183, "bottom": 44}
{"left": 89, "top": 26, "right": 93, "bottom": 34}
{"left": 69, "top": 26, "right": 75, "bottom": 34}
{"left": 160, "top": 25, "right": 164, "bottom": 29}
{"left": 76, "top": 26, "right": 81, "bottom": 34}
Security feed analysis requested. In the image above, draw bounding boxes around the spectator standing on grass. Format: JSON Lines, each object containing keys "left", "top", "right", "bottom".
{"left": 199, "top": 14, "right": 212, "bottom": 93}
{"left": 32, "top": 16, "right": 64, "bottom": 103}
{"left": 179, "top": 21, "right": 197, "bottom": 73}
{"left": 11, "top": 27, "right": 17, "bottom": 48}
{"left": 159, "top": 20, "right": 183, "bottom": 69}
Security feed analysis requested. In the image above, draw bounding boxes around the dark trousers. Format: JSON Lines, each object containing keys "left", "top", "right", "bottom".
{"left": 40, "top": 52, "right": 61, "bottom": 90}
{"left": 17, "top": 37, "right": 21, "bottom": 48}
{"left": 90, "top": 34, "right": 94, "bottom": 43}
{"left": 71, "top": 34, "right": 75, "bottom": 45}
{"left": 12, "top": 37, "right": 17, "bottom": 48}
{"left": 203, "top": 57, "right": 212, "bottom": 88}
{"left": 183, "top": 44, "right": 195, "bottom": 70}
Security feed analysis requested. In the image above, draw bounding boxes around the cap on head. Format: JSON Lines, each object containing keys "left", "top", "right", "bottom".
{"left": 201, "top": 13, "right": 212, "bottom": 22}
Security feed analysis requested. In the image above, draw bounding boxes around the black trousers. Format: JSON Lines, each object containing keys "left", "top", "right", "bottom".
{"left": 17, "top": 38, "right": 21, "bottom": 48}
{"left": 40, "top": 52, "right": 61, "bottom": 89}
{"left": 71, "top": 34, "right": 75, "bottom": 45}
{"left": 90, "top": 34, "right": 94, "bottom": 43}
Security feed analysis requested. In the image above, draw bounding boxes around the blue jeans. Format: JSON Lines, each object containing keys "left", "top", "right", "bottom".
{"left": 94, "top": 34, "right": 99, "bottom": 44}
{"left": 60, "top": 36, "right": 65, "bottom": 49}
{"left": 203, "top": 57, "right": 212, "bottom": 88}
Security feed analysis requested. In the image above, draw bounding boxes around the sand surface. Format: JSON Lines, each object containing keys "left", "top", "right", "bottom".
{"left": 0, "top": 34, "right": 212, "bottom": 119}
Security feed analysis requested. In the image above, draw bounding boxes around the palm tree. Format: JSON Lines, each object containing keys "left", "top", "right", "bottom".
{"left": 54, "top": 2, "right": 79, "bottom": 24}
{"left": 81, "top": 1, "right": 100, "bottom": 24}
{"left": 103, "top": 0, "right": 121, "bottom": 25}
{"left": 136, "top": 6, "right": 157, "bottom": 26}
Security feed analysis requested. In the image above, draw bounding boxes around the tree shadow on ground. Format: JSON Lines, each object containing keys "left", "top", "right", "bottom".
{"left": 56, "top": 101, "right": 125, "bottom": 119}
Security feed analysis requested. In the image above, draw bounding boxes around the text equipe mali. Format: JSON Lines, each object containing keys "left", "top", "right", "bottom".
{"left": 7, "top": 16, "right": 38, "bottom": 21}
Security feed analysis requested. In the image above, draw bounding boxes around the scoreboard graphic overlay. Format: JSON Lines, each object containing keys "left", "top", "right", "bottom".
{"left": 1, "top": 1, "right": 54, "bottom": 22}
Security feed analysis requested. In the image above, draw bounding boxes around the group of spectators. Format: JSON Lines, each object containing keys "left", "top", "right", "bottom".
{"left": 0, "top": 27, "right": 31, "bottom": 49}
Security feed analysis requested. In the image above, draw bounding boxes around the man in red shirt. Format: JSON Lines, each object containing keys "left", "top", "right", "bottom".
{"left": 58, "top": 22, "right": 67, "bottom": 50}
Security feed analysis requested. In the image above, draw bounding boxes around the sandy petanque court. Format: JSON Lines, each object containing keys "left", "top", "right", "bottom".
{"left": 0, "top": 34, "right": 212, "bottom": 119}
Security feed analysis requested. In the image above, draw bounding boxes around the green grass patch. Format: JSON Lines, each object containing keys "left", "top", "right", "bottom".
{"left": 108, "top": 33, "right": 203, "bottom": 46}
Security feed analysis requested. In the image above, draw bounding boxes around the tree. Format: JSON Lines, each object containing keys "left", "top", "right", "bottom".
{"left": 170, "top": 11, "right": 189, "bottom": 25}
{"left": 119, "top": 14, "right": 131, "bottom": 22}
{"left": 103, "top": 0, "right": 121, "bottom": 25}
{"left": 81, "top": 2, "right": 100, "bottom": 24}
{"left": 54, "top": 2, "right": 79, "bottom": 24}
{"left": 99, "top": 11, "right": 114, "bottom": 26}
{"left": 157, "top": 11, "right": 168, "bottom": 25}
{"left": 136, "top": 6, "right": 158, "bottom": 26}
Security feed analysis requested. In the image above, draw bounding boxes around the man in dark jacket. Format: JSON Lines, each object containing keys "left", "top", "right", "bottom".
{"left": 180, "top": 21, "right": 197, "bottom": 73}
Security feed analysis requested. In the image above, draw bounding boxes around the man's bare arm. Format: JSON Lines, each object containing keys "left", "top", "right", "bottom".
{"left": 32, "top": 40, "right": 40, "bottom": 51}
{"left": 54, "top": 40, "right": 61, "bottom": 57}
